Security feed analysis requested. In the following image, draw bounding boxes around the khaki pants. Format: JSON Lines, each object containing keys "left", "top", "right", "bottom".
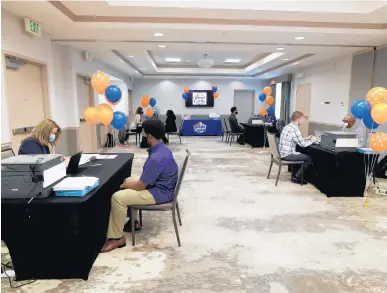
{"left": 107, "top": 177, "right": 155, "bottom": 239}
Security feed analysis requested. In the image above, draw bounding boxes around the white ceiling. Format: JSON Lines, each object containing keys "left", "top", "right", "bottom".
{"left": 2, "top": 1, "right": 387, "bottom": 79}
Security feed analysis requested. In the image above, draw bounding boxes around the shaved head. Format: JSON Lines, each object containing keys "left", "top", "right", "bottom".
{"left": 343, "top": 114, "right": 356, "bottom": 127}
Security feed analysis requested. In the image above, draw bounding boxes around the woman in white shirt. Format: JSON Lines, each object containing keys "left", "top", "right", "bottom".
{"left": 130, "top": 107, "right": 143, "bottom": 130}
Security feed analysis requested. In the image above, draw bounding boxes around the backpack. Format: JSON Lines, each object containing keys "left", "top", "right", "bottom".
{"left": 374, "top": 156, "right": 387, "bottom": 178}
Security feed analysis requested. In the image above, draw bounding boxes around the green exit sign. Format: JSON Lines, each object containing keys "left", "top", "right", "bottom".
{"left": 24, "top": 18, "right": 41, "bottom": 36}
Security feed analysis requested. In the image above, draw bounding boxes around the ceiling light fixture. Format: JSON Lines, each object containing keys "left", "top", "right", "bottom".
{"left": 165, "top": 57, "right": 181, "bottom": 63}
{"left": 283, "top": 58, "right": 289, "bottom": 61}
{"left": 186, "top": 60, "right": 190, "bottom": 62}
{"left": 292, "top": 62, "right": 299, "bottom": 66}
{"left": 276, "top": 48, "right": 284, "bottom": 51}
{"left": 294, "top": 36, "right": 305, "bottom": 40}
{"left": 224, "top": 58, "right": 241, "bottom": 63}
{"left": 158, "top": 45, "right": 167, "bottom": 48}
{"left": 128, "top": 55, "right": 134, "bottom": 58}
{"left": 153, "top": 32, "right": 164, "bottom": 37}
{"left": 197, "top": 54, "right": 215, "bottom": 68}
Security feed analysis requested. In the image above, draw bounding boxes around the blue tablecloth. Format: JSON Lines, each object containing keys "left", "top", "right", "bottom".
{"left": 180, "top": 119, "right": 223, "bottom": 136}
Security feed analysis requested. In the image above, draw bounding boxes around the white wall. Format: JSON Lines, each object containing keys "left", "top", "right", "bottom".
{"left": 132, "top": 78, "right": 266, "bottom": 116}
{"left": 1, "top": 8, "right": 132, "bottom": 143}
{"left": 291, "top": 56, "right": 353, "bottom": 125}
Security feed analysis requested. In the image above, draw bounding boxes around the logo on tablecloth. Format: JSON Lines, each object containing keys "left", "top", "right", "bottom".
{"left": 193, "top": 122, "right": 207, "bottom": 134}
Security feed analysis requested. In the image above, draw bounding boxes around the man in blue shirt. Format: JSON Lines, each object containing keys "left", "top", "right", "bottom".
{"left": 101, "top": 119, "right": 178, "bottom": 253}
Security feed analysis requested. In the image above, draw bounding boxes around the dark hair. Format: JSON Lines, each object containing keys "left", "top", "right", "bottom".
{"left": 166, "top": 110, "right": 175, "bottom": 117}
{"left": 142, "top": 119, "right": 165, "bottom": 140}
{"left": 136, "top": 107, "right": 143, "bottom": 115}
{"left": 291, "top": 111, "right": 304, "bottom": 121}
{"left": 231, "top": 107, "right": 237, "bottom": 113}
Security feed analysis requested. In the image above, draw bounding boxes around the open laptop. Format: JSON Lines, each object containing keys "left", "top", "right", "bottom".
{"left": 66, "top": 151, "right": 83, "bottom": 175}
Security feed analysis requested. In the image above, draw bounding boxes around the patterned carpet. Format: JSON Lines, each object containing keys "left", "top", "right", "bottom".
{"left": 2, "top": 137, "right": 387, "bottom": 293}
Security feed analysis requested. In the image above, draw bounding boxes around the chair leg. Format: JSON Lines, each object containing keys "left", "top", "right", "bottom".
{"left": 267, "top": 159, "right": 273, "bottom": 179}
{"left": 131, "top": 208, "right": 136, "bottom": 246}
{"left": 178, "top": 134, "right": 182, "bottom": 145}
{"left": 139, "top": 209, "right": 143, "bottom": 226}
{"left": 300, "top": 163, "right": 304, "bottom": 186}
{"left": 167, "top": 133, "right": 170, "bottom": 140}
{"left": 172, "top": 208, "right": 181, "bottom": 247}
{"left": 275, "top": 163, "right": 281, "bottom": 186}
{"left": 230, "top": 135, "right": 232, "bottom": 146}
{"left": 176, "top": 201, "right": 182, "bottom": 226}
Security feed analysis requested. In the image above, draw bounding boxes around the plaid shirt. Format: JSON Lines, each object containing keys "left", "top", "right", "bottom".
{"left": 279, "top": 122, "right": 313, "bottom": 158}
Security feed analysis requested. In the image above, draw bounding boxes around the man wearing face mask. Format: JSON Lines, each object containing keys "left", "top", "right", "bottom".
{"left": 228, "top": 106, "right": 245, "bottom": 145}
{"left": 278, "top": 111, "right": 317, "bottom": 184}
{"left": 341, "top": 114, "right": 366, "bottom": 147}
{"left": 101, "top": 119, "right": 178, "bottom": 253}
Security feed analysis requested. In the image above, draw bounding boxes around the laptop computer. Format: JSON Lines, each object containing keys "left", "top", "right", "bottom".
{"left": 66, "top": 151, "right": 83, "bottom": 175}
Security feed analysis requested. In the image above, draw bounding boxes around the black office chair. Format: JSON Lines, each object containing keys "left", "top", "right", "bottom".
{"left": 225, "top": 118, "right": 244, "bottom": 146}
{"left": 221, "top": 118, "right": 230, "bottom": 142}
{"left": 167, "top": 119, "right": 183, "bottom": 145}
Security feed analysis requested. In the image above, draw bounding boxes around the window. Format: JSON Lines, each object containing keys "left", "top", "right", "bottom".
{"left": 275, "top": 82, "right": 282, "bottom": 119}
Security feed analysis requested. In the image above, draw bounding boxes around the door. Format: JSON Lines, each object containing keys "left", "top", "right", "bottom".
{"left": 77, "top": 75, "right": 95, "bottom": 153}
{"left": 5, "top": 60, "right": 46, "bottom": 152}
{"left": 295, "top": 83, "right": 311, "bottom": 136}
{"left": 233, "top": 90, "right": 255, "bottom": 124}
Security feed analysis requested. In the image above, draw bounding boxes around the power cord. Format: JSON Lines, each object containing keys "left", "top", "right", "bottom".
{"left": 1, "top": 261, "right": 36, "bottom": 289}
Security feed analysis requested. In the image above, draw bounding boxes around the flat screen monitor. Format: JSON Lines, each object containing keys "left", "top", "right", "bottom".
{"left": 185, "top": 90, "right": 214, "bottom": 107}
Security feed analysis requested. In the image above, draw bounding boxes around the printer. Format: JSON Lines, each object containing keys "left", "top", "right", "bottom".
{"left": 1, "top": 155, "right": 66, "bottom": 199}
{"left": 320, "top": 131, "right": 358, "bottom": 152}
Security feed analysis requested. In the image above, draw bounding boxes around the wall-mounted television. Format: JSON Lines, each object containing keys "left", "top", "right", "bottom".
{"left": 185, "top": 90, "right": 214, "bottom": 108}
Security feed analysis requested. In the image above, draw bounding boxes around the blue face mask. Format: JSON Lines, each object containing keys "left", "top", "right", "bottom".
{"left": 49, "top": 133, "right": 56, "bottom": 143}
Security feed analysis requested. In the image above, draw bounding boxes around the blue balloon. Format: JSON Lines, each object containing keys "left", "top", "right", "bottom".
{"left": 149, "top": 97, "right": 157, "bottom": 107}
{"left": 267, "top": 107, "right": 274, "bottom": 115}
{"left": 351, "top": 100, "right": 371, "bottom": 119}
{"left": 182, "top": 93, "right": 188, "bottom": 100}
{"left": 362, "top": 112, "right": 380, "bottom": 129}
{"left": 105, "top": 85, "right": 122, "bottom": 104}
{"left": 111, "top": 111, "right": 127, "bottom": 130}
{"left": 259, "top": 93, "right": 266, "bottom": 102}
{"left": 212, "top": 86, "right": 218, "bottom": 92}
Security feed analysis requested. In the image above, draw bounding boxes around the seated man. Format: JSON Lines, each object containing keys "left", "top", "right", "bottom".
{"left": 341, "top": 114, "right": 366, "bottom": 147}
{"left": 228, "top": 106, "right": 245, "bottom": 145}
{"left": 278, "top": 111, "right": 317, "bottom": 184}
{"left": 101, "top": 119, "right": 178, "bottom": 253}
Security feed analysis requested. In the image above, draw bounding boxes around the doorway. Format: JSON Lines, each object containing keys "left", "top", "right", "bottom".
{"left": 295, "top": 83, "right": 311, "bottom": 136}
{"left": 4, "top": 53, "right": 49, "bottom": 152}
{"left": 233, "top": 90, "right": 255, "bottom": 124}
{"left": 77, "top": 75, "right": 96, "bottom": 153}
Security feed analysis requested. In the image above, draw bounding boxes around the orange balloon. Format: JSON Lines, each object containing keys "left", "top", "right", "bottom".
{"left": 366, "top": 87, "right": 387, "bottom": 106}
{"left": 371, "top": 103, "right": 387, "bottom": 125}
{"left": 141, "top": 95, "right": 150, "bottom": 107}
{"left": 263, "top": 86, "right": 272, "bottom": 96}
{"left": 214, "top": 92, "right": 219, "bottom": 99}
{"left": 84, "top": 107, "right": 99, "bottom": 125}
{"left": 265, "top": 96, "right": 274, "bottom": 106}
{"left": 98, "top": 103, "right": 113, "bottom": 113}
{"left": 91, "top": 71, "right": 110, "bottom": 95}
{"left": 184, "top": 87, "right": 189, "bottom": 94}
{"left": 369, "top": 132, "right": 387, "bottom": 153}
{"left": 259, "top": 108, "right": 267, "bottom": 116}
{"left": 145, "top": 107, "right": 154, "bottom": 118}
{"left": 99, "top": 107, "right": 113, "bottom": 126}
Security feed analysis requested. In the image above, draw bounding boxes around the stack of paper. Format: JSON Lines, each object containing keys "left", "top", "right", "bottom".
{"left": 79, "top": 154, "right": 117, "bottom": 165}
{"left": 54, "top": 177, "right": 99, "bottom": 197}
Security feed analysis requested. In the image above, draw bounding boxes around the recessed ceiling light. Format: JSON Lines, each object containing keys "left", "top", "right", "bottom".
{"left": 153, "top": 32, "right": 164, "bottom": 37}
{"left": 292, "top": 62, "right": 299, "bottom": 66}
{"left": 283, "top": 58, "right": 289, "bottom": 61}
{"left": 128, "top": 55, "right": 134, "bottom": 58}
{"left": 294, "top": 36, "right": 305, "bottom": 40}
{"left": 276, "top": 47, "right": 284, "bottom": 51}
{"left": 140, "top": 68, "right": 147, "bottom": 71}
{"left": 224, "top": 59, "right": 241, "bottom": 63}
{"left": 158, "top": 45, "right": 167, "bottom": 48}
{"left": 264, "top": 73, "right": 268, "bottom": 75}
{"left": 165, "top": 58, "right": 181, "bottom": 63}
{"left": 186, "top": 60, "right": 190, "bottom": 62}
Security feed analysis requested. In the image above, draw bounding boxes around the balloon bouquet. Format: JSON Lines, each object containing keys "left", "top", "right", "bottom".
{"left": 140, "top": 95, "right": 157, "bottom": 120}
{"left": 350, "top": 86, "right": 387, "bottom": 207}
{"left": 258, "top": 86, "right": 275, "bottom": 117}
{"left": 83, "top": 71, "right": 128, "bottom": 148}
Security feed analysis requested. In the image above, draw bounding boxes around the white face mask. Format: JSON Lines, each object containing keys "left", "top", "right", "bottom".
{"left": 341, "top": 122, "right": 348, "bottom": 128}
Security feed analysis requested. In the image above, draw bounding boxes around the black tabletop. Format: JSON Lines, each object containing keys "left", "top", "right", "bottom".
{"left": 2, "top": 153, "right": 134, "bottom": 205}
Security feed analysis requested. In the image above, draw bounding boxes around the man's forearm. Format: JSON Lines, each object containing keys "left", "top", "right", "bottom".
{"left": 120, "top": 180, "right": 146, "bottom": 191}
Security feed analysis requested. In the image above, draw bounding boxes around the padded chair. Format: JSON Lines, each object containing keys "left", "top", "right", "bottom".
{"left": 129, "top": 149, "right": 190, "bottom": 247}
{"left": 266, "top": 132, "right": 305, "bottom": 186}
{"left": 1, "top": 147, "right": 15, "bottom": 160}
{"left": 225, "top": 118, "right": 244, "bottom": 146}
{"left": 166, "top": 119, "right": 183, "bottom": 145}
{"left": 221, "top": 118, "right": 230, "bottom": 142}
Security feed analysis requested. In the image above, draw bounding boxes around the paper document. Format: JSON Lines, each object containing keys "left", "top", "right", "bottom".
{"left": 79, "top": 154, "right": 116, "bottom": 165}
{"left": 43, "top": 162, "right": 66, "bottom": 188}
{"left": 106, "top": 155, "right": 117, "bottom": 159}
{"left": 54, "top": 176, "right": 99, "bottom": 191}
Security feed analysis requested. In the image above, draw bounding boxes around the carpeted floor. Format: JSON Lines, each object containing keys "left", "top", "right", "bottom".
{"left": 2, "top": 137, "right": 387, "bottom": 293}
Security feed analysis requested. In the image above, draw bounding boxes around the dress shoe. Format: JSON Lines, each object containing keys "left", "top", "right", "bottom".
{"left": 100, "top": 237, "right": 126, "bottom": 253}
{"left": 291, "top": 177, "right": 308, "bottom": 185}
